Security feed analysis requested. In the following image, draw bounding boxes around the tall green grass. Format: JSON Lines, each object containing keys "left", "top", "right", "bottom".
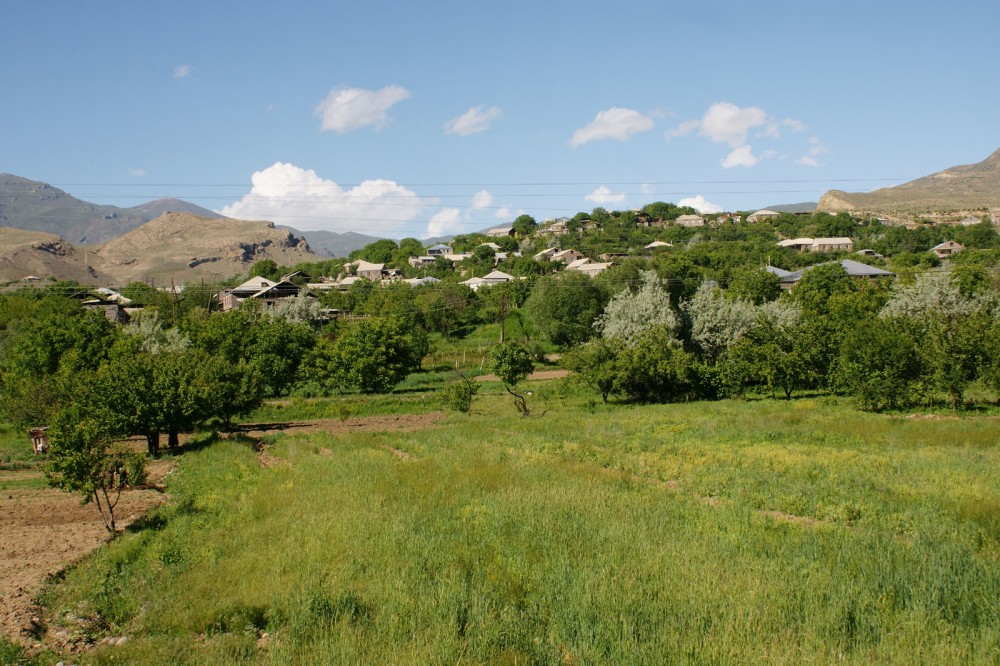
{"left": 37, "top": 397, "right": 1000, "bottom": 664}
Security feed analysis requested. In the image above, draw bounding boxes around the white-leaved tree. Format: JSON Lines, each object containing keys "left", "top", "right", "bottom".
{"left": 683, "top": 282, "right": 758, "bottom": 360}
{"left": 595, "top": 271, "right": 677, "bottom": 342}
{"left": 124, "top": 311, "right": 191, "bottom": 354}
{"left": 268, "top": 294, "right": 327, "bottom": 325}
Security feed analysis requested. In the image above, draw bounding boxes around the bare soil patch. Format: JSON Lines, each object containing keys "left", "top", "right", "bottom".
{"left": 0, "top": 459, "right": 174, "bottom": 644}
{"left": 237, "top": 411, "right": 446, "bottom": 439}
{"left": 476, "top": 369, "right": 571, "bottom": 382}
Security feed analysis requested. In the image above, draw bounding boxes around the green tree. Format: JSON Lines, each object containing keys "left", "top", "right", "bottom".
{"left": 524, "top": 272, "right": 608, "bottom": 347}
{"left": 490, "top": 342, "right": 535, "bottom": 416}
{"left": 352, "top": 239, "right": 399, "bottom": 264}
{"left": 563, "top": 338, "right": 622, "bottom": 403}
{"left": 834, "top": 316, "right": 920, "bottom": 411}
{"left": 0, "top": 310, "right": 118, "bottom": 429}
{"left": 513, "top": 214, "right": 538, "bottom": 237}
{"left": 727, "top": 266, "right": 782, "bottom": 304}
{"left": 45, "top": 406, "right": 147, "bottom": 532}
{"left": 613, "top": 325, "right": 696, "bottom": 403}
{"left": 249, "top": 259, "right": 282, "bottom": 281}
{"left": 304, "top": 318, "right": 422, "bottom": 394}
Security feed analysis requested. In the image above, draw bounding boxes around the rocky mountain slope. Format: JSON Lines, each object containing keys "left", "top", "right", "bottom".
{"left": 818, "top": 148, "right": 1000, "bottom": 221}
{"left": 0, "top": 174, "right": 222, "bottom": 244}
{"left": 92, "top": 213, "right": 319, "bottom": 283}
{"left": 0, "top": 228, "right": 112, "bottom": 283}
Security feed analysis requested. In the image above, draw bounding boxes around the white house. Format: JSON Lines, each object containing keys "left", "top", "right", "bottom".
{"left": 676, "top": 214, "right": 705, "bottom": 227}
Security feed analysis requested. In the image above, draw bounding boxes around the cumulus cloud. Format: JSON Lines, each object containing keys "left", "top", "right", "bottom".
{"left": 472, "top": 190, "right": 493, "bottom": 209}
{"left": 172, "top": 65, "right": 193, "bottom": 79}
{"left": 721, "top": 145, "right": 759, "bottom": 168}
{"left": 219, "top": 162, "right": 422, "bottom": 235}
{"left": 495, "top": 206, "right": 512, "bottom": 219}
{"left": 678, "top": 195, "right": 723, "bottom": 214}
{"left": 426, "top": 208, "right": 464, "bottom": 237}
{"left": 315, "top": 85, "right": 411, "bottom": 133}
{"left": 640, "top": 183, "right": 654, "bottom": 195}
{"left": 570, "top": 108, "right": 654, "bottom": 147}
{"left": 445, "top": 105, "right": 502, "bottom": 136}
{"left": 129, "top": 168, "right": 146, "bottom": 177}
{"left": 796, "top": 137, "right": 828, "bottom": 167}
{"left": 585, "top": 186, "right": 627, "bottom": 205}
{"left": 698, "top": 102, "right": 768, "bottom": 147}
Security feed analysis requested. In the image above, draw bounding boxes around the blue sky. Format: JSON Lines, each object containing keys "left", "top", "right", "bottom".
{"left": 3, "top": 0, "right": 999, "bottom": 239}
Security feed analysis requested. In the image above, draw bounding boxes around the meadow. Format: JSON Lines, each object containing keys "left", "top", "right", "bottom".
{"left": 24, "top": 387, "right": 1000, "bottom": 664}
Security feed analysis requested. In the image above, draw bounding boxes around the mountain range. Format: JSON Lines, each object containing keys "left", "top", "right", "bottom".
{"left": 0, "top": 174, "right": 385, "bottom": 255}
{"left": 818, "top": 148, "right": 1000, "bottom": 220}
{"left": 0, "top": 212, "right": 323, "bottom": 284}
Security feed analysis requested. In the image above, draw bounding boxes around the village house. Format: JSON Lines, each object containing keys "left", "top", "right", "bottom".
{"left": 426, "top": 243, "right": 453, "bottom": 256}
{"left": 550, "top": 249, "right": 585, "bottom": 263}
{"left": 355, "top": 260, "right": 387, "bottom": 280}
{"left": 768, "top": 259, "right": 894, "bottom": 289}
{"left": 533, "top": 247, "right": 557, "bottom": 261}
{"left": 408, "top": 255, "right": 437, "bottom": 268}
{"left": 461, "top": 269, "right": 515, "bottom": 291}
{"left": 747, "top": 209, "right": 781, "bottom": 223}
{"left": 932, "top": 240, "right": 964, "bottom": 259}
{"left": 811, "top": 237, "right": 855, "bottom": 253}
{"left": 574, "top": 262, "right": 611, "bottom": 277}
{"left": 777, "top": 237, "right": 855, "bottom": 253}
{"left": 644, "top": 240, "right": 673, "bottom": 252}
{"left": 220, "top": 277, "right": 301, "bottom": 310}
{"left": 486, "top": 227, "right": 516, "bottom": 238}
{"left": 676, "top": 214, "right": 706, "bottom": 228}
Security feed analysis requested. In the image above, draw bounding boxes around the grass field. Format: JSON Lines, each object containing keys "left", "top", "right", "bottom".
{"left": 29, "top": 390, "right": 1000, "bottom": 664}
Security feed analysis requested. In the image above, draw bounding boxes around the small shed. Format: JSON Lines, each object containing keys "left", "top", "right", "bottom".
{"left": 28, "top": 427, "right": 49, "bottom": 454}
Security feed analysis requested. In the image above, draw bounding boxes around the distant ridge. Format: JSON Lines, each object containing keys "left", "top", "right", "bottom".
{"left": 0, "top": 174, "right": 221, "bottom": 244}
{"left": 282, "top": 228, "right": 384, "bottom": 258}
{"left": 765, "top": 202, "right": 816, "bottom": 214}
{"left": 818, "top": 148, "right": 1000, "bottom": 220}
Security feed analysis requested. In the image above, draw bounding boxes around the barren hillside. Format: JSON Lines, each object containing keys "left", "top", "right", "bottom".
{"left": 818, "top": 148, "right": 1000, "bottom": 221}
{"left": 92, "top": 212, "right": 320, "bottom": 283}
{"left": 0, "top": 228, "right": 111, "bottom": 283}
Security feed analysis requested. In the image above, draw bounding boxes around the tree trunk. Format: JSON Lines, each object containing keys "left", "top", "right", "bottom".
{"left": 146, "top": 431, "right": 160, "bottom": 457}
{"left": 168, "top": 430, "right": 179, "bottom": 449}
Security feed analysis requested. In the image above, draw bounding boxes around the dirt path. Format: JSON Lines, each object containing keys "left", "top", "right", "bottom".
{"left": 475, "top": 369, "right": 571, "bottom": 382}
{"left": 238, "top": 411, "right": 446, "bottom": 439}
{"left": 0, "top": 459, "right": 174, "bottom": 644}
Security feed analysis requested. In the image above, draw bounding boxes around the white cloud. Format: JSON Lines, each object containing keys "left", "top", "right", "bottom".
{"left": 315, "top": 85, "right": 411, "bottom": 133}
{"left": 721, "top": 145, "right": 758, "bottom": 168}
{"left": 678, "top": 195, "right": 723, "bottom": 214}
{"left": 219, "top": 162, "right": 422, "bottom": 235}
{"left": 471, "top": 190, "right": 493, "bottom": 209}
{"left": 665, "top": 119, "right": 700, "bottom": 141}
{"left": 585, "top": 186, "right": 627, "bottom": 205}
{"left": 782, "top": 118, "right": 806, "bottom": 132}
{"left": 172, "top": 65, "right": 193, "bottom": 79}
{"left": 444, "top": 105, "right": 502, "bottom": 136}
{"left": 495, "top": 206, "right": 512, "bottom": 219}
{"left": 796, "top": 137, "right": 829, "bottom": 167}
{"left": 699, "top": 102, "right": 769, "bottom": 147}
{"left": 570, "top": 108, "right": 654, "bottom": 147}
{"left": 129, "top": 168, "right": 146, "bottom": 177}
{"left": 426, "top": 208, "right": 464, "bottom": 237}
{"left": 640, "top": 183, "right": 654, "bottom": 195}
